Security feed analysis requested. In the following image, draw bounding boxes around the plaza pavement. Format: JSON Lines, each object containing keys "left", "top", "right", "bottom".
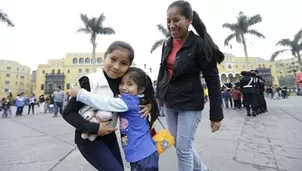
{"left": 0, "top": 96, "right": 302, "bottom": 171}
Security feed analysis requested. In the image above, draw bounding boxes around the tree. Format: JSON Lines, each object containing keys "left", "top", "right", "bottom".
{"left": 270, "top": 28, "right": 302, "bottom": 67}
{"left": 222, "top": 12, "right": 265, "bottom": 70}
{"left": 150, "top": 24, "right": 170, "bottom": 53}
{"left": 77, "top": 13, "right": 115, "bottom": 72}
{"left": 0, "top": 10, "right": 14, "bottom": 27}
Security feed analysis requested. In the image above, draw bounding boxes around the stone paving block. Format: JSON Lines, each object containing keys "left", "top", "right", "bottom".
{"left": 239, "top": 134, "right": 270, "bottom": 146}
{"left": 51, "top": 149, "right": 89, "bottom": 171}
{"left": 213, "top": 130, "right": 242, "bottom": 141}
{"left": 1, "top": 142, "right": 75, "bottom": 165}
{"left": 237, "top": 141, "right": 272, "bottom": 154}
{"left": 231, "top": 161, "right": 279, "bottom": 171}
{"left": 235, "top": 149, "right": 277, "bottom": 168}
{"left": 275, "top": 155, "right": 302, "bottom": 171}
{"left": 272, "top": 146, "right": 302, "bottom": 159}
{"left": 201, "top": 139, "right": 237, "bottom": 160}
{"left": 1, "top": 161, "right": 57, "bottom": 171}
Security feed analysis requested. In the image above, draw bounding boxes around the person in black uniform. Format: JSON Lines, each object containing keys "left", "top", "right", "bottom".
{"left": 256, "top": 72, "right": 268, "bottom": 113}
{"left": 240, "top": 71, "right": 257, "bottom": 117}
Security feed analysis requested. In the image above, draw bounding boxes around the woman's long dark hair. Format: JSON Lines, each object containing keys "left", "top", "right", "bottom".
{"left": 168, "top": 1, "right": 224, "bottom": 64}
{"left": 127, "top": 67, "right": 159, "bottom": 127}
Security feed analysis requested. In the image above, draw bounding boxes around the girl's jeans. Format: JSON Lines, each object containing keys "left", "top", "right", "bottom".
{"left": 164, "top": 106, "right": 208, "bottom": 171}
{"left": 130, "top": 151, "right": 159, "bottom": 171}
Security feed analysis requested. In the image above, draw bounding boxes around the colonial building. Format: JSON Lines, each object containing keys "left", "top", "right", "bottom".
{"left": 217, "top": 53, "right": 278, "bottom": 86}
{"left": 35, "top": 52, "right": 136, "bottom": 96}
{"left": 0, "top": 60, "right": 32, "bottom": 97}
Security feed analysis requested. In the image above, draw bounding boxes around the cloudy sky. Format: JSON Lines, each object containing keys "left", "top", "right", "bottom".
{"left": 0, "top": 0, "right": 301, "bottom": 80}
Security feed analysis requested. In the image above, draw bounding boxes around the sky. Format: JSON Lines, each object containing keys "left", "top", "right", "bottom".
{"left": 0, "top": 0, "right": 301, "bottom": 80}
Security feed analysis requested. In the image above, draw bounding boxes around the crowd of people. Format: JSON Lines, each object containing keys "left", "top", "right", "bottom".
{"left": 0, "top": 86, "right": 68, "bottom": 118}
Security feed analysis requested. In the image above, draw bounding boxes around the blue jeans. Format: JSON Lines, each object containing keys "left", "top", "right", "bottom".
{"left": 130, "top": 151, "right": 159, "bottom": 171}
{"left": 164, "top": 106, "right": 208, "bottom": 171}
{"left": 77, "top": 134, "right": 124, "bottom": 171}
{"left": 54, "top": 102, "right": 63, "bottom": 115}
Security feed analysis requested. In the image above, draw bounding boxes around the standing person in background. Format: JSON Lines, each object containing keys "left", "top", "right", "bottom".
{"left": 6, "top": 92, "right": 13, "bottom": 116}
{"left": 28, "top": 94, "right": 36, "bottom": 115}
{"left": 296, "top": 67, "right": 302, "bottom": 96}
{"left": 39, "top": 94, "right": 45, "bottom": 113}
{"left": 156, "top": 1, "right": 224, "bottom": 170}
{"left": 15, "top": 92, "right": 26, "bottom": 116}
{"left": 52, "top": 86, "right": 65, "bottom": 117}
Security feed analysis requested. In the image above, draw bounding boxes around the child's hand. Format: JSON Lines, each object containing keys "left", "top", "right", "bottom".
{"left": 70, "top": 87, "right": 81, "bottom": 98}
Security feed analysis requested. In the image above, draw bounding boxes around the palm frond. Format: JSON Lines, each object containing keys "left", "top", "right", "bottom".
{"left": 96, "top": 13, "right": 105, "bottom": 27}
{"left": 151, "top": 39, "right": 165, "bottom": 53}
{"left": 0, "top": 10, "right": 14, "bottom": 27}
{"left": 293, "top": 28, "right": 302, "bottom": 43}
{"left": 270, "top": 49, "right": 290, "bottom": 61}
{"left": 248, "top": 14, "right": 262, "bottom": 26}
{"left": 157, "top": 24, "right": 170, "bottom": 37}
{"left": 77, "top": 28, "right": 91, "bottom": 34}
{"left": 276, "top": 38, "right": 292, "bottom": 47}
{"left": 99, "top": 27, "right": 115, "bottom": 35}
{"left": 247, "top": 29, "right": 265, "bottom": 39}
{"left": 222, "top": 23, "right": 238, "bottom": 32}
{"left": 224, "top": 33, "right": 237, "bottom": 46}
{"left": 80, "top": 14, "right": 89, "bottom": 26}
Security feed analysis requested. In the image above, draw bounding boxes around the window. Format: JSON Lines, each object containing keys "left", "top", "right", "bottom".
{"left": 6, "top": 66, "right": 11, "bottom": 70}
{"left": 85, "top": 68, "right": 89, "bottom": 73}
{"left": 6, "top": 74, "right": 10, "bottom": 77}
{"left": 73, "top": 58, "right": 78, "bottom": 64}
{"left": 4, "top": 88, "right": 9, "bottom": 92}
{"left": 20, "top": 76, "right": 25, "bottom": 79}
{"left": 79, "top": 58, "right": 84, "bottom": 64}
{"left": 57, "top": 69, "right": 60, "bottom": 74}
{"left": 227, "top": 64, "right": 232, "bottom": 69}
{"left": 42, "top": 70, "right": 45, "bottom": 74}
{"left": 66, "top": 83, "right": 70, "bottom": 89}
{"left": 67, "top": 69, "right": 70, "bottom": 73}
{"left": 85, "top": 58, "right": 90, "bottom": 64}
{"left": 15, "top": 82, "right": 17, "bottom": 85}
{"left": 41, "top": 84, "right": 44, "bottom": 90}
{"left": 5, "top": 81, "right": 10, "bottom": 84}
{"left": 79, "top": 69, "right": 82, "bottom": 73}
{"left": 97, "top": 57, "right": 102, "bottom": 64}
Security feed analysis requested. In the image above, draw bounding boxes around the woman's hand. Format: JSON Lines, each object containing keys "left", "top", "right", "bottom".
{"left": 139, "top": 103, "right": 152, "bottom": 119}
{"left": 70, "top": 87, "right": 81, "bottom": 98}
{"left": 211, "top": 121, "right": 221, "bottom": 132}
{"left": 97, "top": 121, "right": 117, "bottom": 136}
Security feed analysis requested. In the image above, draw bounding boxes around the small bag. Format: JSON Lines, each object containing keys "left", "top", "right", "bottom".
{"left": 152, "top": 118, "right": 175, "bottom": 155}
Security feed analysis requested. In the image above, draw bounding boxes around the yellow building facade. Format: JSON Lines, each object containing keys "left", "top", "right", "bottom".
{"left": 0, "top": 60, "right": 32, "bottom": 97}
{"left": 36, "top": 53, "right": 105, "bottom": 96}
{"left": 217, "top": 53, "right": 279, "bottom": 86}
{"left": 35, "top": 52, "right": 136, "bottom": 96}
{"left": 275, "top": 57, "right": 300, "bottom": 77}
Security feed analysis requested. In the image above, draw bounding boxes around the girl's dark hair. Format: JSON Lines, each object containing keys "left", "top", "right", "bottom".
{"left": 168, "top": 1, "right": 224, "bottom": 64}
{"left": 105, "top": 41, "right": 135, "bottom": 65}
{"left": 127, "top": 67, "right": 159, "bottom": 127}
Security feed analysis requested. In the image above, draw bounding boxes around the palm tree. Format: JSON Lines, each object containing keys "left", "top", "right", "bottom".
{"left": 222, "top": 12, "right": 265, "bottom": 70}
{"left": 0, "top": 10, "right": 14, "bottom": 27}
{"left": 150, "top": 24, "right": 170, "bottom": 53}
{"left": 77, "top": 13, "right": 115, "bottom": 72}
{"left": 270, "top": 29, "right": 302, "bottom": 67}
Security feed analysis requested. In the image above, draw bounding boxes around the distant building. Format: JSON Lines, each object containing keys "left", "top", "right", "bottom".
{"left": 0, "top": 60, "right": 32, "bottom": 97}
{"left": 35, "top": 52, "right": 136, "bottom": 96}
